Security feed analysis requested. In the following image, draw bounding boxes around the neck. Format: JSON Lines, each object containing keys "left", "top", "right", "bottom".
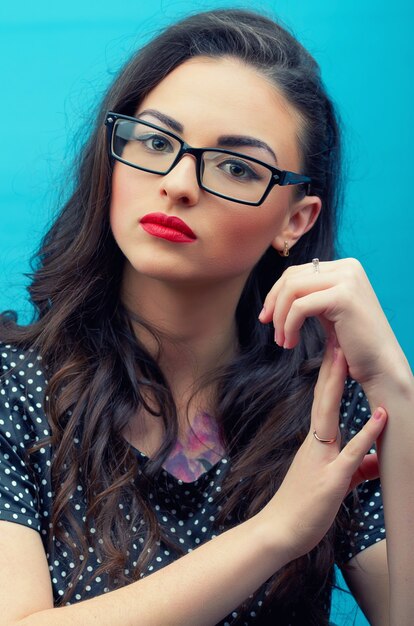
{"left": 121, "top": 264, "right": 246, "bottom": 387}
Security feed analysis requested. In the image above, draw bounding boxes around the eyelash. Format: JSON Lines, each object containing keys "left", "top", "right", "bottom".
{"left": 126, "top": 123, "right": 267, "bottom": 181}
{"left": 217, "top": 159, "right": 262, "bottom": 181}
{"left": 136, "top": 133, "right": 174, "bottom": 152}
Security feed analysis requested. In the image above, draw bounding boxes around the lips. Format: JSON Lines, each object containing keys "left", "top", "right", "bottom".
{"left": 140, "top": 213, "right": 197, "bottom": 243}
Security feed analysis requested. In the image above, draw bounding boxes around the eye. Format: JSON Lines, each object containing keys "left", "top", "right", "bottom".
{"left": 136, "top": 133, "right": 174, "bottom": 153}
{"left": 218, "top": 158, "right": 262, "bottom": 181}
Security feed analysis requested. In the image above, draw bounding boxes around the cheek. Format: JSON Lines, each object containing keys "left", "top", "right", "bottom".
{"left": 109, "top": 165, "right": 138, "bottom": 236}
{"left": 111, "top": 165, "right": 135, "bottom": 207}
{"left": 228, "top": 198, "right": 287, "bottom": 250}
{"left": 214, "top": 192, "right": 290, "bottom": 269}
{"left": 207, "top": 210, "right": 284, "bottom": 271}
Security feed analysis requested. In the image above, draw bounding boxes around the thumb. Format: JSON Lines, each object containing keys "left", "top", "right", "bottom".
{"left": 347, "top": 452, "right": 379, "bottom": 495}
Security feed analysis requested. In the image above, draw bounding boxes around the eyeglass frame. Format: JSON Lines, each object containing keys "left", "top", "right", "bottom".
{"left": 105, "top": 112, "right": 312, "bottom": 206}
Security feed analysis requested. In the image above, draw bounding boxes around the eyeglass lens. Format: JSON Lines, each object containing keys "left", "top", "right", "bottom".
{"left": 112, "top": 119, "right": 273, "bottom": 203}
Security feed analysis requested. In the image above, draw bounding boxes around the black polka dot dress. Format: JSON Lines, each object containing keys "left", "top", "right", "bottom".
{"left": 0, "top": 343, "right": 385, "bottom": 624}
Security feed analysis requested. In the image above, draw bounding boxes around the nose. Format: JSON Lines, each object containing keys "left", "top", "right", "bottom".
{"left": 159, "top": 154, "right": 200, "bottom": 207}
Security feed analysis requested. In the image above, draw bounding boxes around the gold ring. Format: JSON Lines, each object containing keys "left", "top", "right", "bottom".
{"left": 313, "top": 430, "right": 337, "bottom": 444}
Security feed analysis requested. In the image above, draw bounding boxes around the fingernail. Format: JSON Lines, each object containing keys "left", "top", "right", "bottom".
{"left": 258, "top": 306, "right": 266, "bottom": 320}
{"left": 372, "top": 407, "right": 385, "bottom": 421}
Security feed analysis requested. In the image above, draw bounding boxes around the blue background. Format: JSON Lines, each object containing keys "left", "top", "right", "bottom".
{"left": 1, "top": 1, "right": 412, "bottom": 623}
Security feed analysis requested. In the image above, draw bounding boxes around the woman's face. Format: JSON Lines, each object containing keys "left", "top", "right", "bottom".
{"left": 110, "top": 56, "right": 320, "bottom": 290}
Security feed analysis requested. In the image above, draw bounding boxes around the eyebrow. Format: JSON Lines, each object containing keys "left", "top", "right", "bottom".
{"left": 138, "top": 109, "right": 183, "bottom": 133}
{"left": 138, "top": 108, "right": 278, "bottom": 163}
{"left": 216, "top": 136, "right": 277, "bottom": 164}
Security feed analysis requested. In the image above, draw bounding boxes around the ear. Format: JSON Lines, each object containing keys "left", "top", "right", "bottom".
{"left": 271, "top": 195, "right": 322, "bottom": 253}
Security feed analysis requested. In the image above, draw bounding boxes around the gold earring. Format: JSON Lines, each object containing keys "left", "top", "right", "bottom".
{"left": 279, "top": 241, "right": 289, "bottom": 257}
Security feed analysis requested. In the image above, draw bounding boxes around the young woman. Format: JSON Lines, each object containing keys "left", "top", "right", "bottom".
{"left": 0, "top": 9, "right": 412, "bottom": 625}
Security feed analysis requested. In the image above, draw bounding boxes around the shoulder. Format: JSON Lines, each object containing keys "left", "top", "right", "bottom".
{"left": 1, "top": 341, "right": 48, "bottom": 390}
{"left": 0, "top": 342, "right": 50, "bottom": 441}
{"left": 0, "top": 344, "right": 51, "bottom": 531}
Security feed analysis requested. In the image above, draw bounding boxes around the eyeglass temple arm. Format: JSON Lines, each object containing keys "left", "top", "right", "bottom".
{"left": 277, "top": 170, "right": 312, "bottom": 194}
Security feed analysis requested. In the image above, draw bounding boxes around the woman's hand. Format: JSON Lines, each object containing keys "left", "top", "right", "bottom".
{"left": 258, "top": 336, "right": 387, "bottom": 561}
{"left": 259, "top": 258, "right": 407, "bottom": 389}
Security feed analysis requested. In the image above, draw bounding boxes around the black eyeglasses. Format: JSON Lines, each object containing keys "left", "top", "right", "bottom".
{"left": 105, "top": 112, "right": 311, "bottom": 206}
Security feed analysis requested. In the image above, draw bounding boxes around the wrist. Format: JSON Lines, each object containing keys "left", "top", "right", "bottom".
{"left": 363, "top": 367, "right": 413, "bottom": 407}
{"left": 252, "top": 508, "right": 297, "bottom": 569}
{"left": 361, "top": 340, "right": 413, "bottom": 399}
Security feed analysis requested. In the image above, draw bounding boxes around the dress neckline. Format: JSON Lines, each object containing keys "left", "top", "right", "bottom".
{"left": 128, "top": 443, "right": 228, "bottom": 485}
{"left": 125, "top": 410, "right": 226, "bottom": 484}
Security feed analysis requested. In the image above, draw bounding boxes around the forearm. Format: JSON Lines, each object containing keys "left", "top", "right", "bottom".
{"left": 364, "top": 366, "right": 414, "bottom": 625}
{"left": 16, "top": 516, "right": 287, "bottom": 626}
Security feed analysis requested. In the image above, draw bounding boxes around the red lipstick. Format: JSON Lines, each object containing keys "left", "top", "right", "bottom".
{"left": 140, "top": 213, "right": 197, "bottom": 243}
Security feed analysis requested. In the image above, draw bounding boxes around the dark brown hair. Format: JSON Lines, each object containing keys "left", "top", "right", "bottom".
{"left": 1, "top": 9, "right": 343, "bottom": 624}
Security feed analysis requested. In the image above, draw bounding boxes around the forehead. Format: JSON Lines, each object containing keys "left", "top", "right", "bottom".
{"left": 136, "top": 56, "right": 303, "bottom": 169}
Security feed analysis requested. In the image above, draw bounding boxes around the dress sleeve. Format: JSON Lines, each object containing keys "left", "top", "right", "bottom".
{"left": 0, "top": 344, "right": 49, "bottom": 531}
{"left": 335, "top": 378, "right": 386, "bottom": 564}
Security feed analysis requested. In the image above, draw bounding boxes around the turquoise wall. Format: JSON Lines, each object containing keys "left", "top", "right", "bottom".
{"left": 1, "top": 1, "right": 412, "bottom": 623}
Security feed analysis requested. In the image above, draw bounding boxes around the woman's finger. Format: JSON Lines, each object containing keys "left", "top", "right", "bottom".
{"left": 347, "top": 452, "right": 379, "bottom": 494}
{"left": 271, "top": 273, "right": 334, "bottom": 346}
{"left": 336, "top": 407, "right": 387, "bottom": 478}
{"left": 282, "top": 287, "right": 342, "bottom": 349}
{"left": 258, "top": 260, "right": 336, "bottom": 321}
{"left": 311, "top": 340, "right": 348, "bottom": 446}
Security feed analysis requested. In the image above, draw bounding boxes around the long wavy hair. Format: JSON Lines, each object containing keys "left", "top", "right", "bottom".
{"left": 1, "top": 9, "right": 344, "bottom": 624}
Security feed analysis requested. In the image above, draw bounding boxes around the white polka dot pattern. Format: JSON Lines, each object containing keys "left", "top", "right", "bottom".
{"left": 0, "top": 343, "right": 385, "bottom": 624}
{"left": 336, "top": 379, "right": 386, "bottom": 564}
